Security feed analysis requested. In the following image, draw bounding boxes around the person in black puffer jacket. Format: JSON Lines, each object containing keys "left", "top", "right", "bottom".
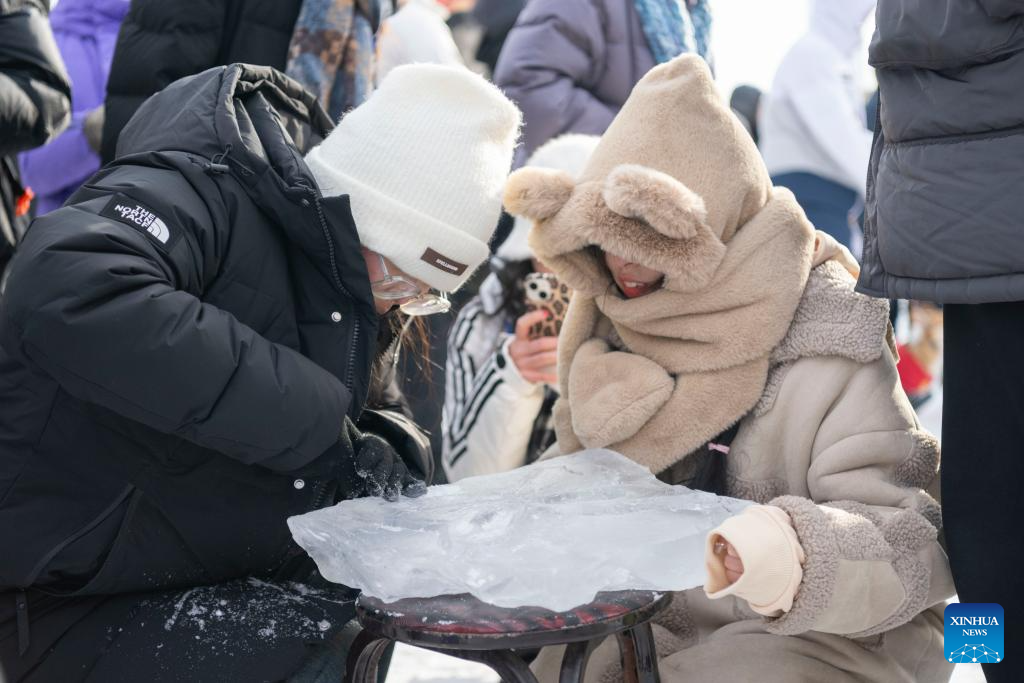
{"left": 0, "top": 62, "right": 519, "bottom": 682}
{"left": 100, "top": 0, "right": 395, "bottom": 164}
{"left": 0, "top": 0, "right": 70, "bottom": 284}
{"left": 858, "top": 4, "right": 1024, "bottom": 682}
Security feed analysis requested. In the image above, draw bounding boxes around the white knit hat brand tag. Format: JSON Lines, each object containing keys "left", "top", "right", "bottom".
{"left": 420, "top": 247, "right": 467, "bottom": 276}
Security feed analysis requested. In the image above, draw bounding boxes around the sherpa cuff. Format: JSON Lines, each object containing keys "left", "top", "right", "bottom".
{"left": 704, "top": 505, "right": 805, "bottom": 616}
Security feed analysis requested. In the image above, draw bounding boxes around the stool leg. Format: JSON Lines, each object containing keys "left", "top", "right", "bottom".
{"left": 343, "top": 626, "right": 374, "bottom": 682}
{"left": 443, "top": 648, "right": 539, "bottom": 683}
{"left": 558, "top": 638, "right": 601, "bottom": 683}
{"left": 347, "top": 633, "right": 391, "bottom": 683}
{"left": 616, "top": 622, "right": 660, "bottom": 683}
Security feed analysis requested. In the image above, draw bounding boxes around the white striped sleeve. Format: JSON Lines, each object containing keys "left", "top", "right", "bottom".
{"left": 442, "top": 302, "right": 545, "bottom": 481}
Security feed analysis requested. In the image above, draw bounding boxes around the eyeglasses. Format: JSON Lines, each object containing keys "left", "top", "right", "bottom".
{"left": 369, "top": 253, "right": 451, "bottom": 316}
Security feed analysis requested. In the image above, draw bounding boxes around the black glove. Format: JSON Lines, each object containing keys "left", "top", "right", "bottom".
{"left": 357, "top": 408, "right": 434, "bottom": 484}
{"left": 352, "top": 431, "right": 428, "bottom": 502}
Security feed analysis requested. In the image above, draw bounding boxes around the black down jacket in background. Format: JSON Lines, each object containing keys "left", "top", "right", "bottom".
{"left": 0, "top": 0, "right": 71, "bottom": 276}
{"left": 857, "top": 0, "right": 1024, "bottom": 304}
{"left": 100, "top": 0, "right": 303, "bottom": 163}
{"left": 0, "top": 64, "right": 391, "bottom": 604}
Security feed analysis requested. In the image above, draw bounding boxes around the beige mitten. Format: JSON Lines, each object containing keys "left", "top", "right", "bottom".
{"left": 568, "top": 338, "right": 674, "bottom": 448}
{"left": 704, "top": 505, "right": 806, "bottom": 617}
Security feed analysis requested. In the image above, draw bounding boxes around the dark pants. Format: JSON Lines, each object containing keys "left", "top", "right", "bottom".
{"left": 0, "top": 578, "right": 373, "bottom": 682}
{"left": 942, "top": 302, "right": 1024, "bottom": 683}
{"left": 772, "top": 172, "right": 858, "bottom": 248}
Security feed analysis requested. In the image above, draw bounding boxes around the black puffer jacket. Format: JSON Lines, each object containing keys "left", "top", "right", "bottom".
{"left": 0, "top": 0, "right": 71, "bottom": 276}
{"left": 857, "top": 0, "right": 1024, "bottom": 304}
{"left": 0, "top": 64, "right": 397, "bottom": 598}
{"left": 100, "top": 0, "right": 302, "bottom": 163}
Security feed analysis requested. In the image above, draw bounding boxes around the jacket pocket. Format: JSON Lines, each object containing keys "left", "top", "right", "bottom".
{"left": 61, "top": 488, "right": 144, "bottom": 596}
{"left": 60, "top": 489, "right": 211, "bottom": 597}
{"left": 27, "top": 484, "right": 135, "bottom": 594}
{"left": 32, "top": 486, "right": 209, "bottom": 597}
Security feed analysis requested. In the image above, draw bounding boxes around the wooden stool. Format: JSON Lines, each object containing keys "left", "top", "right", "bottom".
{"left": 346, "top": 590, "right": 671, "bottom": 683}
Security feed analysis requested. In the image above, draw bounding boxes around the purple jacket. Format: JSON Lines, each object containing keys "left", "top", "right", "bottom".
{"left": 494, "top": 0, "right": 656, "bottom": 164}
{"left": 18, "top": 0, "right": 129, "bottom": 215}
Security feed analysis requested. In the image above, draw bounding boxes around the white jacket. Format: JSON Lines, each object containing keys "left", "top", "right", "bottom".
{"left": 759, "top": 0, "right": 876, "bottom": 196}
{"left": 441, "top": 274, "right": 551, "bottom": 481}
{"left": 376, "top": 0, "right": 464, "bottom": 83}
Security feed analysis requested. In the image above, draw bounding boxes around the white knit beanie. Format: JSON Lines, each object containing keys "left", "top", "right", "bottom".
{"left": 304, "top": 63, "right": 521, "bottom": 292}
{"left": 496, "top": 134, "right": 601, "bottom": 263}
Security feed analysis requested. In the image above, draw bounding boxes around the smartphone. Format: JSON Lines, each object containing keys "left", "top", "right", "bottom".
{"left": 523, "top": 272, "right": 571, "bottom": 340}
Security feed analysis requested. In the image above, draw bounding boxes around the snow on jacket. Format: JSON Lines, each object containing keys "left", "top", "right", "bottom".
{"left": 442, "top": 273, "right": 555, "bottom": 480}
{"left": 0, "top": 0, "right": 71, "bottom": 274}
{"left": 857, "top": 0, "right": 1024, "bottom": 304}
{"left": 759, "top": 0, "right": 875, "bottom": 196}
{"left": 18, "top": 0, "right": 129, "bottom": 215}
{"left": 493, "top": 0, "right": 657, "bottom": 163}
{"left": 0, "top": 65, "right": 393, "bottom": 601}
{"left": 100, "top": 0, "right": 302, "bottom": 163}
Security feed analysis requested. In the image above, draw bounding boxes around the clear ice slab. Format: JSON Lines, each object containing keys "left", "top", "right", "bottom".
{"left": 288, "top": 449, "right": 751, "bottom": 611}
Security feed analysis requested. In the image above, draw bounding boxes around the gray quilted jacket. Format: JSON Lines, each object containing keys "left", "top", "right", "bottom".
{"left": 857, "top": 0, "right": 1024, "bottom": 303}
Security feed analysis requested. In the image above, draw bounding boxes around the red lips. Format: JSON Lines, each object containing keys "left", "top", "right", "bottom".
{"left": 619, "top": 280, "right": 659, "bottom": 298}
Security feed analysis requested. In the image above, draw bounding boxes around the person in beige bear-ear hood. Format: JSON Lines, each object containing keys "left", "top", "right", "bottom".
{"left": 504, "top": 54, "right": 955, "bottom": 683}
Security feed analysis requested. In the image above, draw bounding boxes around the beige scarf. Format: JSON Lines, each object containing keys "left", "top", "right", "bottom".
{"left": 552, "top": 189, "right": 815, "bottom": 474}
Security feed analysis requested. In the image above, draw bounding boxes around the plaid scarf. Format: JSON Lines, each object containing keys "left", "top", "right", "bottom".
{"left": 633, "top": 0, "right": 712, "bottom": 65}
{"left": 285, "top": 0, "right": 393, "bottom": 120}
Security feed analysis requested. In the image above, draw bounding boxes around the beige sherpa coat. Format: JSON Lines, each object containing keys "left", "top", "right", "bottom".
{"left": 530, "top": 247, "right": 955, "bottom": 683}
{"left": 504, "top": 55, "right": 955, "bottom": 683}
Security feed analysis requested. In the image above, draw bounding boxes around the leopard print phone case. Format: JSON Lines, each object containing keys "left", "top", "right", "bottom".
{"left": 524, "top": 272, "right": 571, "bottom": 339}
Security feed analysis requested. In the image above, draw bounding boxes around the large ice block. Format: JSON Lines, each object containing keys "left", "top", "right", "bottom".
{"left": 288, "top": 449, "right": 750, "bottom": 611}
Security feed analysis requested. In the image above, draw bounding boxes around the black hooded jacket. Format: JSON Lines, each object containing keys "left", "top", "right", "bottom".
{"left": 0, "top": 0, "right": 71, "bottom": 275}
{"left": 99, "top": 0, "right": 303, "bottom": 163}
{"left": 0, "top": 64, "right": 389, "bottom": 598}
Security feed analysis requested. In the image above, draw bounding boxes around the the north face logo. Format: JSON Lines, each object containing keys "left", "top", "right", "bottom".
{"left": 112, "top": 203, "right": 168, "bottom": 244}
{"left": 148, "top": 218, "right": 169, "bottom": 243}
{"left": 101, "top": 193, "right": 179, "bottom": 250}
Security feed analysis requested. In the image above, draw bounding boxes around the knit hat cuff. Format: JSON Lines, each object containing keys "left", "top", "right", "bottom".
{"left": 309, "top": 155, "right": 491, "bottom": 292}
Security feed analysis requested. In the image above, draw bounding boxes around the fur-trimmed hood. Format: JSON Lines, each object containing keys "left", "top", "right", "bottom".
{"left": 506, "top": 55, "right": 774, "bottom": 296}
{"left": 504, "top": 55, "right": 817, "bottom": 473}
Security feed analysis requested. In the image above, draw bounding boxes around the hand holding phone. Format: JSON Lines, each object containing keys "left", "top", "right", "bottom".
{"left": 522, "top": 272, "right": 570, "bottom": 340}
{"left": 508, "top": 310, "right": 559, "bottom": 385}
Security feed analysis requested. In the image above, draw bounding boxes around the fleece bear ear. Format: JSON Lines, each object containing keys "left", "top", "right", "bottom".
{"left": 602, "top": 164, "right": 710, "bottom": 240}
{"left": 504, "top": 167, "right": 576, "bottom": 222}
{"left": 601, "top": 163, "right": 726, "bottom": 293}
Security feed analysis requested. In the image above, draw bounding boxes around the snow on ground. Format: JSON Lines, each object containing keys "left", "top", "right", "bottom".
{"left": 386, "top": 643, "right": 498, "bottom": 683}
{"left": 951, "top": 663, "right": 986, "bottom": 683}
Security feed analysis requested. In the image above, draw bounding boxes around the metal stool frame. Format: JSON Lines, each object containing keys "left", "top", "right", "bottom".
{"left": 346, "top": 592, "right": 670, "bottom": 683}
